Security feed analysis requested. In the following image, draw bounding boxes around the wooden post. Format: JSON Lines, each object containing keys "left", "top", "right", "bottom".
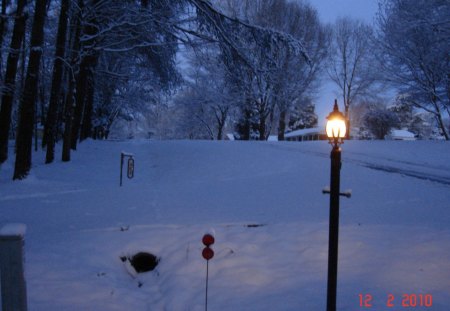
{"left": 0, "top": 224, "right": 28, "bottom": 311}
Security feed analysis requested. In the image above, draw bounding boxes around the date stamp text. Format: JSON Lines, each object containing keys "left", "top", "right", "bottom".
{"left": 359, "top": 294, "right": 433, "bottom": 308}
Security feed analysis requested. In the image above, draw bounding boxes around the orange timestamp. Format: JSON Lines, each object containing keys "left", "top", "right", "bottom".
{"left": 359, "top": 294, "right": 433, "bottom": 308}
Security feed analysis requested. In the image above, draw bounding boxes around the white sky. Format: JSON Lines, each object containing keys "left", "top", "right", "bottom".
{"left": 305, "top": 0, "right": 380, "bottom": 125}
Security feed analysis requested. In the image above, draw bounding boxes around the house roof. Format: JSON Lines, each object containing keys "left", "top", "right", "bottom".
{"left": 284, "top": 127, "right": 324, "bottom": 138}
{"left": 389, "top": 129, "right": 415, "bottom": 138}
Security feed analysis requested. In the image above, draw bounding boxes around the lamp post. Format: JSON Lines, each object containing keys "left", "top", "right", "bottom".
{"left": 325, "top": 99, "right": 347, "bottom": 311}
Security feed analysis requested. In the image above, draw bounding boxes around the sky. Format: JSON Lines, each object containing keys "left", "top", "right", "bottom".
{"left": 311, "top": 0, "right": 379, "bottom": 25}
{"left": 304, "top": 0, "right": 380, "bottom": 125}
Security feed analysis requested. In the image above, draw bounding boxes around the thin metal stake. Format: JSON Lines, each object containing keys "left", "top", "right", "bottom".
{"left": 205, "top": 259, "right": 209, "bottom": 311}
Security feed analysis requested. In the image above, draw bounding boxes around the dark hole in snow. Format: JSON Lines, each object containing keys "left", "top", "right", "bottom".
{"left": 129, "top": 252, "right": 159, "bottom": 273}
{"left": 246, "top": 224, "right": 266, "bottom": 228}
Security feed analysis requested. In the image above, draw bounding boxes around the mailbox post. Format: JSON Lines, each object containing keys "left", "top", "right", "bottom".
{"left": 120, "top": 152, "right": 135, "bottom": 186}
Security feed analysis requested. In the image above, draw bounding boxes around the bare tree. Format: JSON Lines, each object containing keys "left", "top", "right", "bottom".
{"left": 363, "top": 106, "right": 399, "bottom": 139}
{"left": 180, "top": 43, "right": 239, "bottom": 140}
{"left": 0, "top": 0, "right": 11, "bottom": 70}
{"left": 0, "top": 0, "right": 27, "bottom": 164}
{"left": 62, "top": 0, "right": 83, "bottom": 162}
{"left": 213, "top": 0, "right": 319, "bottom": 140}
{"left": 14, "top": 0, "right": 48, "bottom": 179}
{"left": 376, "top": 0, "right": 450, "bottom": 140}
{"left": 70, "top": 0, "right": 101, "bottom": 150}
{"left": 328, "top": 17, "right": 378, "bottom": 137}
{"left": 3, "top": 0, "right": 314, "bottom": 178}
{"left": 269, "top": 1, "right": 330, "bottom": 140}
{"left": 43, "top": 0, "right": 69, "bottom": 163}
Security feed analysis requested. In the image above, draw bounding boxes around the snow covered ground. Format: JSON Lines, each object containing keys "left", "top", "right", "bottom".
{"left": 1, "top": 139, "right": 449, "bottom": 310}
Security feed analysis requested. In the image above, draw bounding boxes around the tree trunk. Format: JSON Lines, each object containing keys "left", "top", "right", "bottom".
{"left": 216, "top": 113, "right": 225, "bottom": 140}
{"left": 266, "top": 107, "right": 274, "bottom": 141}
{"left": 444, "top": 70, "right": 450, "bottom": 120}
{"left": 258, "top": 105, "right": 266, "bottom": 141}
{"left": 62, "top": 0, "right": 83, "bottom": 162}
{"left": 215, "top": 107, "right": 228, "bottom": 140}
{"left": 70, "top": 53, "right": 99, "bottom": 148}
{"left": 62, "top": 73, "right": 76, "bottom": 161}
{"left": 0, "top": 0, "right": 27, "bottom": 164}
{"left": 80, "top": 73, "right": 95, "bottom": 141}
{"left": 344, "top": 102, "right": 350, "bottom": 139}
{"left": 44, "top": 0, "right": 69, "bottom": 163}
{"left": 13, "top": 0, "right": 48, "bottom": 180}
{"left": 434, "top": 103, "right": 449, "bottom": 140}
{"left": 278, "top": 110, "right": 286, "bottom": 141}
{"left": 258, "top": 116, "right": 265, "bottom": 140}
{"left": 241, "top": 109, "right": 251, "bottom": 140}
{"left": 0, "top": 0, "right": 10, "bottom": 69}
{"left": 217, "top": 125, "right": 223, "bottom": 140}
{"left": 70, "top": 4, "right": 99, "bottom": 150}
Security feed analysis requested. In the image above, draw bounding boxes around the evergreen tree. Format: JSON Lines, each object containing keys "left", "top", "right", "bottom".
{"left": 288, "top": 99, "right": 318, "bottom": 131}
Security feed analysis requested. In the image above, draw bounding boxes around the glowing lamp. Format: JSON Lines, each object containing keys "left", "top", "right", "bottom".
{"left": 326, "top": 100, "right": 346, "bottom": 145}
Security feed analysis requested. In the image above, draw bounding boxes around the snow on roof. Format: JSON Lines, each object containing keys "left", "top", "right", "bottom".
{"left": 389, "top": 129, "right": 416, "bottom": 138}
{"left": 284, "top": 127, "right": 324, "bottom": 138}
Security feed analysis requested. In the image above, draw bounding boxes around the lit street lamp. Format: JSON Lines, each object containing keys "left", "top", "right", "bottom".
{"left": 325, "top": 99, "right": 347, "bottom": 311}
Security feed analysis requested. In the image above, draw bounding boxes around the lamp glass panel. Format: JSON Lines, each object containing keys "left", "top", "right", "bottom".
{"left": 326, "top": 119, "right": 346, "bottom": 138}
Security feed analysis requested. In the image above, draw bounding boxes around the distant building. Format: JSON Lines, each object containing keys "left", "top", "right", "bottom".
{"left": 284, "top": 127, "right": 327, "bottom": 142}
{"left": 385, "top": 129, "right": 416, "bottom": 141}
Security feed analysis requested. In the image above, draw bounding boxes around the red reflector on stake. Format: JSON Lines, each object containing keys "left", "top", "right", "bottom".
{"left": 202, "top": 247, "right": 214, "bottom": 260}
{"left": 202, "top": 234, "right": 215, "bottom": 246}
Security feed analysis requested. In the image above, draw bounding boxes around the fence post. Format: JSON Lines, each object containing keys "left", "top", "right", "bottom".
{"left": 0, "top": 224, "right": 28, "bottom": 311}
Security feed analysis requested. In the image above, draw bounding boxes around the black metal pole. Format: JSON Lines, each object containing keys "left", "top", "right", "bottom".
{"left": 120, "top": 153, "right": 124, "bottom": 186}
{"left": 326, "top": 144, "right": 341, "bottom": 311}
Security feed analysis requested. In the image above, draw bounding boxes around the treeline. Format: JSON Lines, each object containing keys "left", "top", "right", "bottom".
{"left": 327, "top": 0, "right": 450, "bottom": 140}
{"left": 0, "top": 0, "right": 311, "bottom": 179}
{"left": 0, "top": 0, "right": 449, "bottom": 180}
{"left": 171, "top": 0, "right": 450, "bottom": 142}
{"left": 174, "top": 0, "right": 329, "bottom": 141}
{"left": 1, "top": 0, "right": 191, "bottom": 179}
